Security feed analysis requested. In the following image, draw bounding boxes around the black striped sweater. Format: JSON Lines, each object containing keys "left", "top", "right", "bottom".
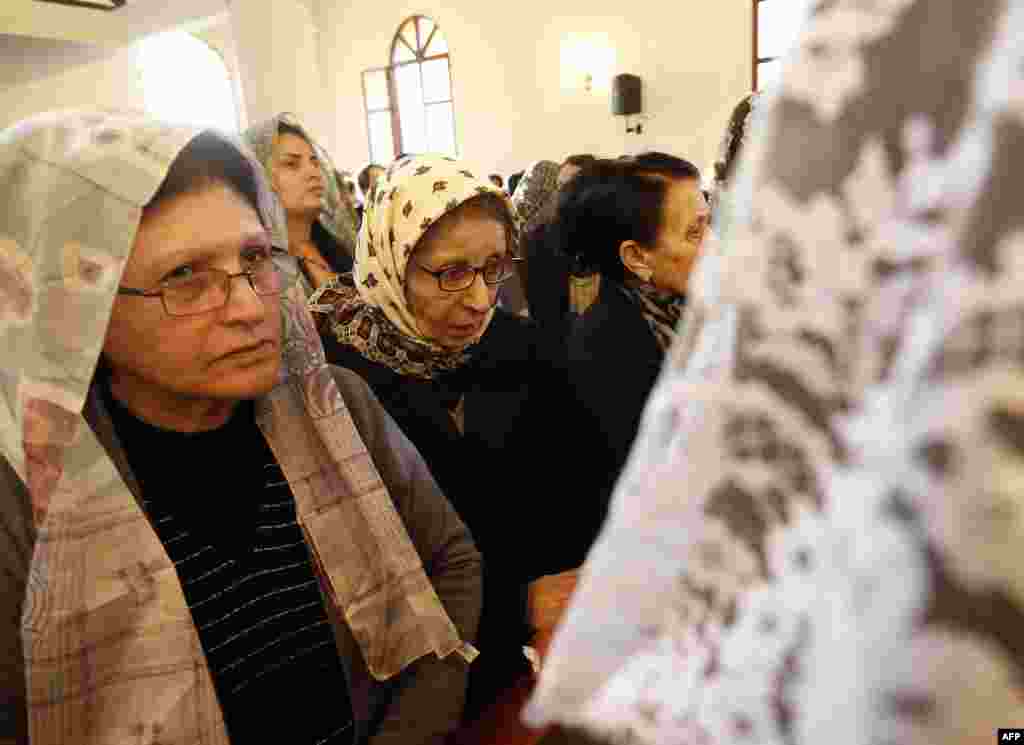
{"left": 105, "top": 388, "right": 354, "bottom": 745}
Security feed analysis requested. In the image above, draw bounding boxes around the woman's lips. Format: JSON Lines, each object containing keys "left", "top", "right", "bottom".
{"left": 220, "top": 339, "right": 274, "bottom": 361}
{"left": 448, "top": 322, "right": 483, "bottom": 338}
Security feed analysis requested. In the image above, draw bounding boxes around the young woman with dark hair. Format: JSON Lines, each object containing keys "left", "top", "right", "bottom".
{"left": 244, "top": 114, "right": 358, "bottom": 293}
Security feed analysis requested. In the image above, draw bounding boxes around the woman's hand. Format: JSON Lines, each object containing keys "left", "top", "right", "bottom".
{"left": 528, "top": 569, "right": 579, "bottom": 637}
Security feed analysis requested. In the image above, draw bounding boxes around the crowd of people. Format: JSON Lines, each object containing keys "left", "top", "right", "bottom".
{"left": 2, "top": 0, "right": 1022, "bottom": 743}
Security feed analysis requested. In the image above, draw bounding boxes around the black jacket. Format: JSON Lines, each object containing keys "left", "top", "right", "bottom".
{"left": 567, "top": 279, "right": 666, "bottom": 510}
{"left": 313, "top": 220, "right": 354, "bottom": 274}
{"left": 522, "top": 223, "right": 572, "bottom": 338}
{"left": 322, "top": 310, "right": 600, "bottom": 719}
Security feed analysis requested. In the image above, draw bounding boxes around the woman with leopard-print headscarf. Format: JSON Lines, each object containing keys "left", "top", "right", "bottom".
{"left": 310, "top": 153, "right": 605, "bottom": 723}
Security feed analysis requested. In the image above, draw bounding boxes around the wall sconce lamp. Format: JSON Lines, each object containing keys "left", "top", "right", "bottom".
{"left": 561, "top": 33, "right": 616, "bottom": 94}
{"left": 612, "top": 74, "right": 643, "bottom": 134}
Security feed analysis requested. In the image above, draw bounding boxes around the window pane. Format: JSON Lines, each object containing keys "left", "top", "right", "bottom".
{"left": 426, "top": 102, "right": 456, "bottom": 158}
{"left": 363, "top": 69, "right": 390, "bottom": 111}
{"left": 757, "top": 59, "right": 783, "bottom": 90}
{"left": 368, "top": 111, "right": 395, "bottom": 163}
{"left": 422, "top": 58, "right": 451, "bottom": 103}
{"left": 393, "top": 34, "right": 416, "bottom": 63}
{"left": 139, "top": 32, "right": 238, "bottom": 133}
{"left": 426, "top": 29, "right": 448, "bottom": 56}
{"left": 757, "top": 0, "right": 810, "bottom": 60}
{"left": 417, "top": 17, "right": 434, "bottom": 51}
{"left": 395, "top": 63, "right": 427, "bottom": 154}
{"left": 395, "top": 17, "right": 412, "bottom": 49}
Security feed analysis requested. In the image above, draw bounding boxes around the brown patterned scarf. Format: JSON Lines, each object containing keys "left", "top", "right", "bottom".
{"left": 614, "top": 279, "right": 686, "bottom": 352}
{"left": 311, "top": 272, "right": 473, "bottom": 380}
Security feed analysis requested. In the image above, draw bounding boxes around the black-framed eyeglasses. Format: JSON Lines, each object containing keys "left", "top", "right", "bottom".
{"left": 414, "top": 255, "right": 522, "bottom": 293}
{"left": 117, "top": 248, "right": 302, "bottom": 317}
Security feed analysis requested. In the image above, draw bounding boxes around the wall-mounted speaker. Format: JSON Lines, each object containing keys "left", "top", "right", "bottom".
{"left": 611, "top": 74, "right": 643, "bottom": 117}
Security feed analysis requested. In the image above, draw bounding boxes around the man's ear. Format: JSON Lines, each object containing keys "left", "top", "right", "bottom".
{"left": 619, "top": 239, "right": 652, "bottom": 283}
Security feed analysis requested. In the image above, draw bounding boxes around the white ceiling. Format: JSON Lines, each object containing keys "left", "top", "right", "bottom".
{"left": 1, "top": 0, "right": 226, "bottom": 45}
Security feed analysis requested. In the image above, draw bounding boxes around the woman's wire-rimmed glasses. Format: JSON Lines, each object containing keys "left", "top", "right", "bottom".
{"left": 414, "top": 255, "right": 522, "bottom": 293}
{"left": 117, "top": 248, "right": 302, "bottom": 317}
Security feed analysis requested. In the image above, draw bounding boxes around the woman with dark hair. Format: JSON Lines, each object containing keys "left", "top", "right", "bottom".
{"left": 244, "top": 114, "right": 357, "bottom": 292}
{"left": 558, "top": 153, "right": 597, "bottom": 188}
{"left": 710, "top": 92, "right": 761, "bottom": 226}
{"left": 532, "top": 2, "right": 1024, "bottom": 742}
{"left": 310, "top": 154, "right": 600, "bottom": 722}
{"left": 561, "top": 153, "right": 709, "bottom": 509}
{"left": 507, "top": 170, "right": 525, "bottom": 196}
{"left": 0, "top": 110, "right": 482, "bottom": 745}
{"left": 509, "top": 160, "right": 562, "bottom": 326}
{"left": 358, "top": 163, "right": 385, "bottom": 201}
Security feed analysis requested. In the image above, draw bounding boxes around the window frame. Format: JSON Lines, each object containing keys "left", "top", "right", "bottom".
{"left": 361, "top": 15, "right": 457, "bottom": 162}
{"left": 753, "top": 0, "right": 779, "bottom": 92}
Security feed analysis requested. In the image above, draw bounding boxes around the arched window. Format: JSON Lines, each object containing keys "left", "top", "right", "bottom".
{"left": 138, "top": 31, "right": 239, "bottom": 133}
{"left": 362, "top": 15, "right": 456, "bottom": 163}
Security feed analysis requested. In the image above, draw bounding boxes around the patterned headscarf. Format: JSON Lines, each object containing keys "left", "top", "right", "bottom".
{"left": 512, "top": 159, "right": 560, "bottom": 236}
{"left": 0, "top": 110, "right": 470, "bottom": 745}
{"left": 243, "top": 113, "right": 358, "bottom": 258}
{"left": 310, "top": 154, "right": 515, "bottom": 379}
{"left": 528, "top": 0, "right": 1024, "bottom": 742}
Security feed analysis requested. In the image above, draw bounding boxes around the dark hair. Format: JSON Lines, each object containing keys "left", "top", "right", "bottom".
{"left": 629, "top": 152, "right": 701, "bottom": 178}
{"left": 489, "top": 173, "right": 505, "bottom": 188}
{"left": 563, "top": 153, "right": 597, "bottom": 169}
{"left": 147, "top": 131, "right": 265, "bottom": 226}
{"left": 310, "top": 220, "right": 352, "bottom": 273}
{"left": 715, "top": 95, "right": 755, "bottom": 185}
{"left": 273, "top": 124, "right": 353, "bottom": 271}
{"left": 508, "top": 170, "right": 525, "bottom": 195}
{"left": 277, "top": 121, "right": 313, "bottom": 145}
{"left": 417, "top": 192, "right": 518, "bottom": 257}
{"left": 358, "top": 163, "right": 384, "bottom": 195}
{"left": 553, "top": 154, "right": 700, "bottom": 281}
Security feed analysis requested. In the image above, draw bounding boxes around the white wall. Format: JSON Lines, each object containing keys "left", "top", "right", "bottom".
{"left": 193, "top": 18, "right": 248, "bottom": 131}
{"left": 230, "top": 0, "right": 334, "bottom": 147}
{"left": 3, "top": 1, "right": 753, "bottom": 181}
{"left": 0, "top": 42, "right": 146, "bottom": 131}
{"left": 0, "top": 21, "right": 243, "bottom": 134}
{"left": 320, "top": 0, "right": 752, "bottom": 180}
{"left": 1, "top": 0, "right": 224, "bottom": 46}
